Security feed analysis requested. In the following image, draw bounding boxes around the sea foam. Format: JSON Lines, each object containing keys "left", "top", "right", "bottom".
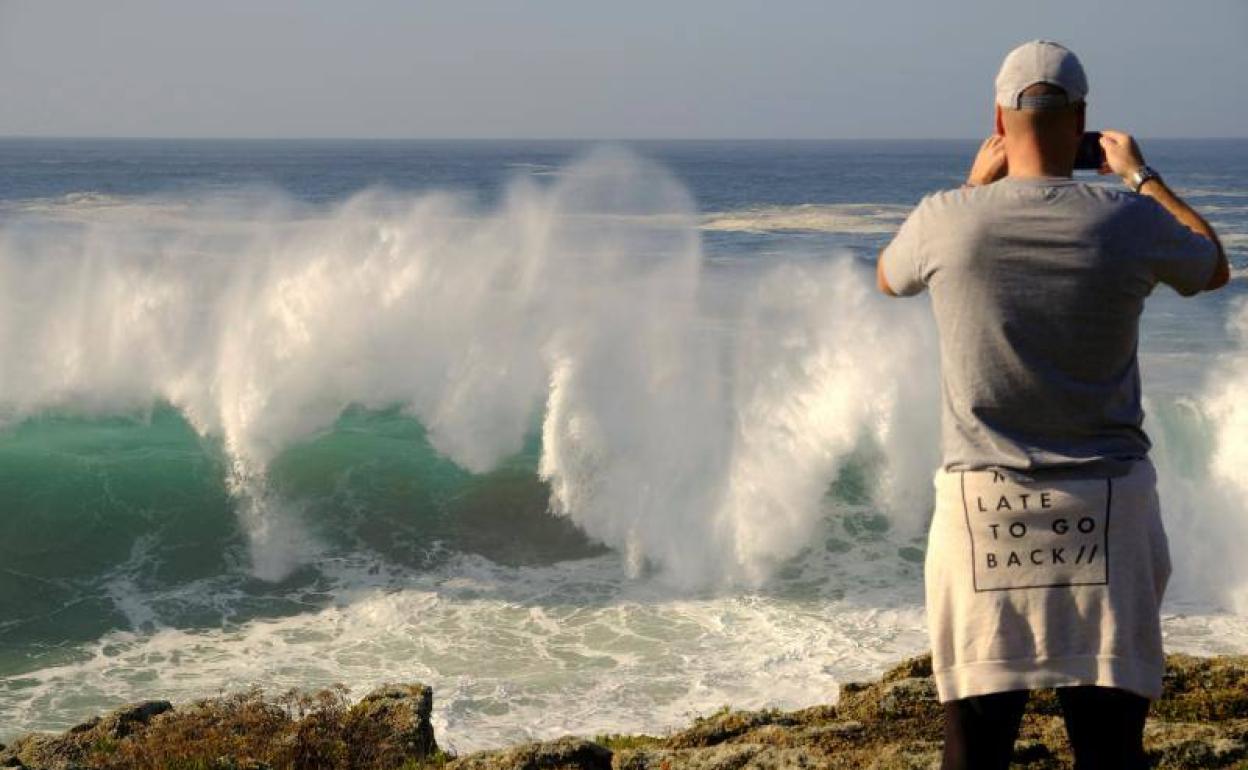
{"left": 0, "top": 147, "right": 1242, "bottom": 610}
{"left": 0, "top": 148, "right": 935, "bottom": 588}
{"left": 3, "top": 148, "right": 1248, "bottom": 748}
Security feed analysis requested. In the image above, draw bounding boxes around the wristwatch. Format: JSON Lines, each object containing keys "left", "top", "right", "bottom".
{"left": 1126, "top": 165, "right": 1161, "bottom": 193}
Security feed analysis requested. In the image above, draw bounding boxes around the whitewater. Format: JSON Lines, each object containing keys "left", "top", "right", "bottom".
{"left": 1, "top": 142, "right": 1245, "bottom": 750}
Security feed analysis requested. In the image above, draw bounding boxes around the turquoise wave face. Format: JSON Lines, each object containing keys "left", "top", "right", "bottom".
{"left": 0, "top": 404, "right": 607, "bottom": 664}
{"left": 268, "top": 406, "right": 608, "bottom": 568}
{"left": 1, "top": 139, "right": 1245, "bottom": 744}
{"left": 1, "top": 407, "right": 226, "bottom": 659}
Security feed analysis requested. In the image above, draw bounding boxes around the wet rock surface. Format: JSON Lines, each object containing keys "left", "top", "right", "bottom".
{"left": 449, "top": 652, "right": 1248, "bottom": 769}
{"left": 0, "top": 700, "right": 172, "bottom": 770}
{"left": 446, "top": 736, "right": 612, "bottom": 770}
{"left": 4, "top": 653, "right": 1248, "bottom": 769}
{"left": 343, "top": 684, "right": 439, "bottom": 767}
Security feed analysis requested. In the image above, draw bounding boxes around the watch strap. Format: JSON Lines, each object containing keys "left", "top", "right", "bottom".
{"left": 1128, "top": 165, "right": 1161, "bottom": 193}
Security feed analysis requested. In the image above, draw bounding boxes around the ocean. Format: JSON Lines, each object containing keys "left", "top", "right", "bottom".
{"left": 1, "top": 138, "right": 1246, "bottom": 751}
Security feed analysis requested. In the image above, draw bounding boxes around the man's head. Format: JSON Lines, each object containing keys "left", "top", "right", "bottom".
{"left": 992, "top": 41, "right": 1088, "bottom": 174}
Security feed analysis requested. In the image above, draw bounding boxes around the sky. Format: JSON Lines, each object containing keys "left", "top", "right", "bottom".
{"left": 1, "top": 0, "right": 1244, "bottom": 140}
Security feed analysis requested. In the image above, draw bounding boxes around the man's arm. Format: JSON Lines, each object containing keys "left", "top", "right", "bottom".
{"left": 1100, "top": 130, "right": 1230, "bottom": 292}
{"left": 877, "top": 251, "right": 898, "bottom": 296}
{"left": 1137, "top": 180, "right": 1230, "bottom": 291}
{"left": 877, "top": 136, "right": 1006, "bottom": 297}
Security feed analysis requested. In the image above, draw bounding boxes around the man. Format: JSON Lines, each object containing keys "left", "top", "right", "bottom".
{"left": 878, "top": 40, "right": 1228, "bottom": 770}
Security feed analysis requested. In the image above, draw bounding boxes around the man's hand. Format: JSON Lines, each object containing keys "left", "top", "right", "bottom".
{"left": 1097, "top": 129, "right": 1146, "bottom": 182}
{"left": 1099, "top": 128, "right": 1229, "bottom": 292}
{"left": 966, "top": 135, "right": 1008, "bottom": 187}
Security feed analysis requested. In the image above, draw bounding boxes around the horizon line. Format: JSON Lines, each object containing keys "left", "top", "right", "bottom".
{"left": 3, "top": 134, "right": 1247, "bottom": 143}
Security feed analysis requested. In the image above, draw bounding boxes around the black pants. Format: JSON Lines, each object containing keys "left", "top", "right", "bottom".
{"left": 941, "top": 685, "right": 1150, "bottom": 770}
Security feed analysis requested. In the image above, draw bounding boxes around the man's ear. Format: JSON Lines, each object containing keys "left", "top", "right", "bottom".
{"left": 994, "top": 105, "right": 1005, "bottom": 136}
{"left": 1075, "top": 103, "right": 1086, "bottom": 136}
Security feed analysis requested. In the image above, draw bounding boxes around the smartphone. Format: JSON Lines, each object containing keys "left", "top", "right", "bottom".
{"left": 1074, "top": 131, "right": 1105, "bottom": 170}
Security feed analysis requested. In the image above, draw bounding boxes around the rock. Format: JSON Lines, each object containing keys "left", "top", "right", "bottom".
{"left": 2, "top": 732, "right": 87, "bottom": 770}
{"left": 8, "top": 651, "right": 1248, "bottom": 770}
{"left": 860, "top": 743, "right": 942, "bottom": 770}
{"left": 207, "top": 759, "right": 273, "bottom": 770}
{"left": 880, "top": 655, "right": 933, "bottom": 682}
{"left": 0, "top": 699, "right": 172, "bottom": 770}
{"left": 1149, "top": 735, "right": 1248, "bottom": 768}
{"left": 95, "top": 700, "right": 172, "bottom": 739}
{"left": 1155, "top": 654, "right": 1248, "bottom": 722}
{"left": 835, "top": 673, "right": 940, "bottom": 738}
{"left": 876, "top": 678, "right": 938, "bottom": 718}
{"left": 785, "top": 703, "right": 837, "bottom": 724}
{"left": 447, "top": 736, "right": 612, "bottom": 769}
{"left": 738, "top": 724, "right": 797, "bottom": 746}
{"left": 665, "top": 709, "right": 799, "bottom": 749}
{"left": 343, "top": 683, "right": 438, "bottom": 767}
{"left": 614, "top": 743, "right": 825, "bottom": 770}
{"left": 64, "top": 719, "right": 97, "bottom": 735}
{"left": 794, "top": 721, "right": 864, "bottom": 741}
{"left": 1020, "top": 687, "right": 1062, "bottom": 716}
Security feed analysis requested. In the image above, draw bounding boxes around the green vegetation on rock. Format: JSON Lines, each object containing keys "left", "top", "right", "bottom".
{"left": 5, "top": 652, "right": 1248, "bottom": 769}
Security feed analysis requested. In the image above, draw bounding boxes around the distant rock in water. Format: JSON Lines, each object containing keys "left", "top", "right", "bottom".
{"left": 3, "top": 653, "right": 1248, "bottom": 769}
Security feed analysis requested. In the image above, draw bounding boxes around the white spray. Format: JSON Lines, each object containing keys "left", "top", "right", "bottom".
{"left": 1149, "top": 296, "right": 1248, "bottom": 612}
{"left": 0, "top": 148, "right": 1242, "bottom": 602}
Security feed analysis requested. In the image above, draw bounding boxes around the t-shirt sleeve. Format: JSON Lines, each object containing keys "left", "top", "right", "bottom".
{"left": 879, "top": 198, "right": 930, "bottom": 297}
{"left": 1141, "top": 197, "right": 1220, "bottom": 297}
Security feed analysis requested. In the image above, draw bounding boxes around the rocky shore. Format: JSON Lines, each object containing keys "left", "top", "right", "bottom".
{"left": 4, "top": 652, "right": 1247, "bottom": 769}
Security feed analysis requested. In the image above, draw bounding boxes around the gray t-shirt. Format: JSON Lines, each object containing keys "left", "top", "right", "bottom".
{"left": 881, "top": 176, "right": 1219, "bottom": 477}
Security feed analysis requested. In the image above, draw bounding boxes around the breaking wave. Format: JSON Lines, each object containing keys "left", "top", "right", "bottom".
{"left": 0, "top": 148, "right": 939, "bottom": 591}
{"left": 3, "top": 147, "right": 1248, "bottom": 745}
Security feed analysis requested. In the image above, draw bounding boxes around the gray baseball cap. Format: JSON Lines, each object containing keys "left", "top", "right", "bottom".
{"left": 995, "top": 40, "right": 1088, "bottom": 110}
